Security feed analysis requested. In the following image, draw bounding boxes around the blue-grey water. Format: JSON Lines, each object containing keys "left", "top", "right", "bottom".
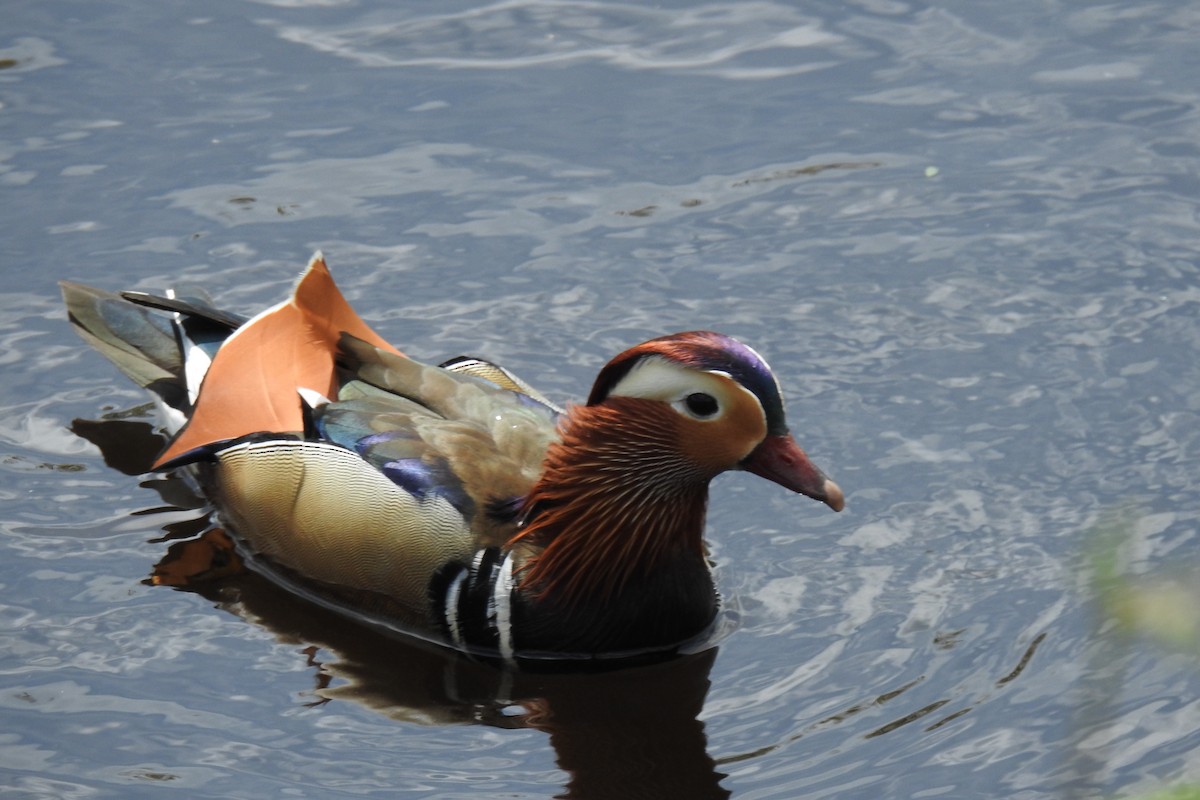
{"left": 3, "top": 1, "right": 1200, "bottom": 798}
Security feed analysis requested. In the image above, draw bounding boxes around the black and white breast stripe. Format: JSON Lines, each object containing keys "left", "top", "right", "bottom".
{"left": 434, "top": 547, "right": 518, "bottom": 663}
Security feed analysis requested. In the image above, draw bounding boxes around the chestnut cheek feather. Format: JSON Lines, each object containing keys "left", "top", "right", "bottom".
{"left": 678, "top": 378, "right": 768, "bottom": 474}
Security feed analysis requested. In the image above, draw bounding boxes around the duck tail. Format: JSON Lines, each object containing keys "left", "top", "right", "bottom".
{"left": 63, "top": 253, "right": 401, "bottom": 469}
{"left": 59, "top": 280, "right": 243, "bottom": 432}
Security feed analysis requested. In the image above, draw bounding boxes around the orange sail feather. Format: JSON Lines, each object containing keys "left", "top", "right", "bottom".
{"left": 154, "top": 254, "right": 401, "bottom": 467}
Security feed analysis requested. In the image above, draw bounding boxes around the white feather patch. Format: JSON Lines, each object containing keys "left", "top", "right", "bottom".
{"left": 444, "top": 569, "right": 466, "bottom": 652}
{"left": 297, "top": 386, "right": 330, "bottom": 409}
{"left": 494, "top": 552, "right": 516, "bottom": 664}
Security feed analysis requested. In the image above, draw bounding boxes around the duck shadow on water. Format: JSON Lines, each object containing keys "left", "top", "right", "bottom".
{"left": 73, "top": 414, "right": 731, "bottom": 800}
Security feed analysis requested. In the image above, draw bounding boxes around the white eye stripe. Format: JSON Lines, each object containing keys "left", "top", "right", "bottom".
{"left": 609, "top": 357, "right": 756, "bottom": 423}
{"left": 610, "top": 358, "right": 720, "bottom": 400}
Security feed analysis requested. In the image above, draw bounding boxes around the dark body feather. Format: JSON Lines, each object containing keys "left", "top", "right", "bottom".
{"left": 511, "top": 547, "right": 719, "bottom": 658}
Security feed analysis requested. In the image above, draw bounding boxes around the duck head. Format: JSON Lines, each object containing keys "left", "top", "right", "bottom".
{"left": 587, "top": 330, "right": 844, "bottom": 511}
{"left": 513, "top": 331, "right": 842, "bottom": 607}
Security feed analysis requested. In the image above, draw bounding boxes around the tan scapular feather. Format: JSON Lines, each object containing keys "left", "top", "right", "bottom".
{"left": 337, "top": 337, "right": 559, "bottom": 546}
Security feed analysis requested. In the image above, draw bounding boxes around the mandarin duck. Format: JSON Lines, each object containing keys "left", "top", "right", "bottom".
{"left": 61, "top": 254, "right": 843, "bottom": 665}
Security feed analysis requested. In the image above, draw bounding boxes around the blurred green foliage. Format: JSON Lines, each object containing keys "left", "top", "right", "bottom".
{"left": 1087, "top": 511, "right": 1200, "bottom": 800}
{"left": 1089, "top": 511, "right": 1200, "bottom": 653}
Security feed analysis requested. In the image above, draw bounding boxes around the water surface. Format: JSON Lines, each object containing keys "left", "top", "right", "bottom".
{"left": 3, "top": 1, "right": 1200, "bottom": 798}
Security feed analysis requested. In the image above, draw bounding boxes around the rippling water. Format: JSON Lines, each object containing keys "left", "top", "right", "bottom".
{"left": 3, "top": 1, "right": 1200, "bottom": 798}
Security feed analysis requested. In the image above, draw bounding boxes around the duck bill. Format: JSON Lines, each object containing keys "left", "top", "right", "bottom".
{"left": 741, "top": 434, "right": 844, "bottom": 512}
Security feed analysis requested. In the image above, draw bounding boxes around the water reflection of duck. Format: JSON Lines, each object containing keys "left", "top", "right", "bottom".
{"left": 61, "top": 253, "right": 842, "bottom": 665}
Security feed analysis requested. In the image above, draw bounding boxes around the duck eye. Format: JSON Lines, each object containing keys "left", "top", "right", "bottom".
{"left": 684, "top": 392, "right": 719, "bottom": 418}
